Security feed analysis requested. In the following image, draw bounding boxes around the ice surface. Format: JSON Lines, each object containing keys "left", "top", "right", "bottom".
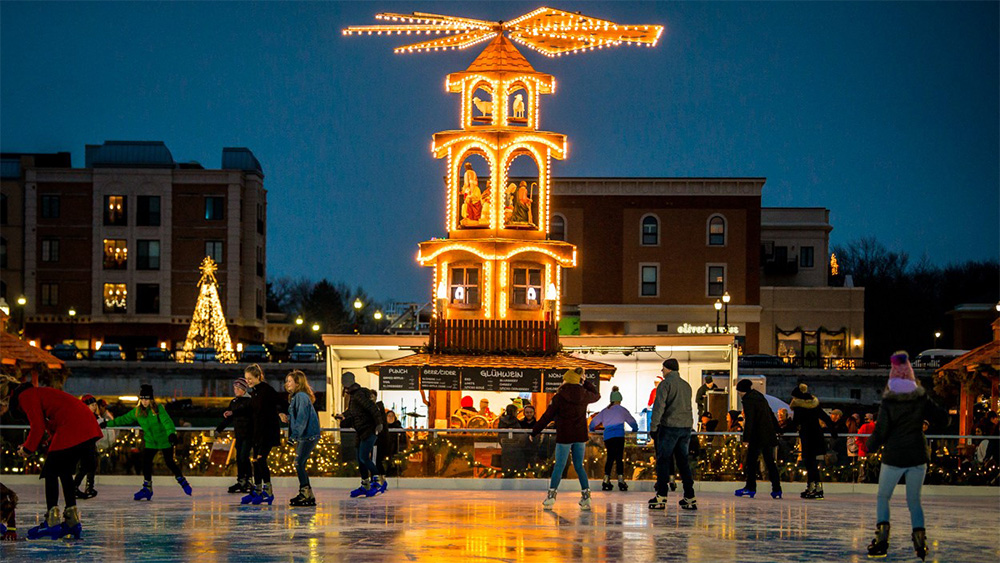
{"left": 1, "top": 484, "right": 997, "bottom": 562}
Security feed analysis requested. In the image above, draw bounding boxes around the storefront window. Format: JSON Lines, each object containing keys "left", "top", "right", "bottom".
{"left": 777, "top": 331, "right": 802, "bottom": 361}
{"left": 821, "top": 332, "right": 846, "bottom": 358}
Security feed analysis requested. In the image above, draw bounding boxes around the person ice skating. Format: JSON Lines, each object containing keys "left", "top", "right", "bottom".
{"left": 335, "top": 372, "right": 385, "bottom": 497}
{"left": 589, "top": 386, "right": 638, "bottom": 491}
{"left": 784, "top": 383, "right": 838, "bottom": 499}
{"left": 71, "top": 394, "right": 104, "bottom": 499}
{"left": 648, "top": 359, "right": 698, "bottom": 511}
{"left": 864, "top": 352, "right": 947, "bottom": 561}
{"left": 370, "top": 389, "right": 390, "bottom": 477}
{"left": 105, "top": 384, "right": 192, "bottom": 501}
{"left": 0, "top": 483, "right": 17, "bottom": 541}
{"left": 531, "top": 367, "right": 600, "bottom": 510}
{"left": 1, "top": 375, "right": 101, "bottom": 540}
{"left": 280, "top": 370, "right": 321, "bottom": 507}
{"left": 216, "top": 377, "right": 253, "bottom": 494}
{"left": 733, "top": 379, "right": 783, "bottom": 499}
{"left": 242, "top": 364, "right": 281, "bottom": 505}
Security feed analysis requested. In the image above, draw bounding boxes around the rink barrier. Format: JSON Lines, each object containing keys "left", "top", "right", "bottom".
{"left": 1, "top": 426, "right": 997, "bottom": 487}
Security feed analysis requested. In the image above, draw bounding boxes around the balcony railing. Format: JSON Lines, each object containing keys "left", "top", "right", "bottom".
{"left": 429, "top": 318, "right": 558, "bottom": 354}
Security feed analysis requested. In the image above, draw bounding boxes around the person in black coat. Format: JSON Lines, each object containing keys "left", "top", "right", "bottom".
{"left": 216, "top": 377, "right": 254, "bottom": 493}
{"left": 864, "top": 352, "right": 948, "bottom": 560}
{"left": 785, "top": 383, "right": 837, "bottom": 499}
{"left": 242, "top": 364, "right": 282, "bottom": 505}
{"left": 335, "top": 372, "right": 384, "bottom": 496}
{"left": 734, "top": 379, "right": 782, "bottom": 498}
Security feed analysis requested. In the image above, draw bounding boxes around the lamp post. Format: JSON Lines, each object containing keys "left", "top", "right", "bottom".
{"left": 714, "top": 300, "right": 722, "bottom": 333}
{"left": 15, "top": 296, "right": 26, "bottom": 337}
{"left": 373, "top": 310, "right": 384, "bottom": 334}
{"left": 353, "top": 298, "right": 364, "bottom": 334}
{"left": 68, "top": 307, "right": 77, "bottom": 343}
{"left": 934, "top": 331, "right": 941, "bottom": 348}
{"left": 722, "top": 291, "right": 731, "bottom": 334}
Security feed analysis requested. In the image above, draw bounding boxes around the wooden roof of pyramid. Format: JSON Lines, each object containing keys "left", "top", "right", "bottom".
{"left": 0, "top": 312, "right": 64, "bottom": 370}
{"left": 447, "top": 35, "right": 554, "bottom": 92}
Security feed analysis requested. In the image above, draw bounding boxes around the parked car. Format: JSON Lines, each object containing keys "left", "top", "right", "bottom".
{"left": 93, "top": 343, "right": 126, "bottom": 361}
{"left": 141, "top": 347, "right": 174, "bottom": 362}
{"left": 913, "top": 349, "right": 969, "bottom": 369}
{"left": 289, "top": 343, "right": 322, "bottom": 362}
{"left": 193, "top": 347, "right": 218, "bottom": 362}
{"left": 50, "top": 343, "right": 83, "bottom": 360}
{"left": 738, "top": 354, "right": 787, "bottom": 369}
{"left": 241, "top": 344, "right": 271, "bottom": 362}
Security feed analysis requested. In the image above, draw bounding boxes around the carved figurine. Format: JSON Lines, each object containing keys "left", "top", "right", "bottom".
{"left": 512, "top": 94, "right": 525, "bottom": 118}
{"left": 460, "top": 162, "right": 490, "bottom": 227}
{"left": 472, "top": 96, "right": 493, "bottom": 117}
{"left": 507, "top": 180, "right": 536, "bottom": 227}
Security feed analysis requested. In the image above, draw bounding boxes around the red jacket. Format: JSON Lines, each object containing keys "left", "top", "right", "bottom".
{"left": 857, "top": 421, "right": 877, "bottom": 457}
{"left": 19, "top": 387, "right": 102, "bottom": 453}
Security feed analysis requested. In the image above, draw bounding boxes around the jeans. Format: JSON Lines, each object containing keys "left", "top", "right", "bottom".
{"left": 550, "top": 442, "right": 589, "bottom": 490}
{"left": 357, "top": 434, "right": 379, "bottom": 480}
{"left": 876, "top": 463, "right": 926, "bottom": 529}
{"left": 294, "top": 436, "right": 320, "bottom": 488}
{"left": 655, "top": 426, "right": 695, "bottom": 498}
{"left": 744, "top": 441, "right": 781, "bottom": 492}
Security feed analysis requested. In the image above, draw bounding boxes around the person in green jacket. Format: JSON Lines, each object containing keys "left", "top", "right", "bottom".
{"left": 104, "top": 384, "right": 192, "bottom": 500}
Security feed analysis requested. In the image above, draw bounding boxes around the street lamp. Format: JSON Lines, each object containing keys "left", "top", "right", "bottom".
{"left": 353, "top": 298, "right": 364, "bottom": 334}
{"left": 311, "top": 323, "right": 320, "bottom": 332}
{"left": 373, "top": 310, "right": 383, "bottom": 321}
{"left": 295, "top": 316, "right": 304, "bottom": 326}
{"left": 722, "top": 291, "right": 731, "bottom": 333}
{"left": 934, "top": 331, "right": 941, "bottom": 348}
{"left": 68, "top": 307, "right": 77, "bottom": 343}
{"left": 15, "top": 296, "right": 26, "bottom": 336}
{"left": 714, "top": 300, "right": 722, "bottom": 333}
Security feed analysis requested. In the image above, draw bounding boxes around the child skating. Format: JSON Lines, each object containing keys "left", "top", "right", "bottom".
{"left": 589, "top": 386, "right": 638, "bottom": 491}
{"left": 335, "top": 372, "right": 385, "bottom": 497}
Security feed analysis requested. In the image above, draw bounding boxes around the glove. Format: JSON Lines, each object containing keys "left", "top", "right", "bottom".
{"left": 168, "top": 433, "right": 179, "bottom": 445}
{"left": 99, "top": 420, "right": 108, "bottom": 429}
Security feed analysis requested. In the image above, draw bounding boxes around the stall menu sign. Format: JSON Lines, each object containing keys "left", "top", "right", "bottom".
{"left": 543, "top": 369, "right": 604, "bottom": 393}
{"left": 381, "top": 366, "right": 419, "bottom": 391}
{"left": 420, "top": 367, "right": 461, "bottom": 390}
{"left": 461, "top": 367, "right": 541, "bottom": 393}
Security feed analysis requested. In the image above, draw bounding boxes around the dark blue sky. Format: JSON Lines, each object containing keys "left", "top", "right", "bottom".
{"left": 2, "top": 2, "right": 997, "bottom": 304}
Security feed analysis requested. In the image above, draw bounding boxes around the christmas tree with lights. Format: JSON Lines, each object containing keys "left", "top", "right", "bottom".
{"left": 180, "top": 256, "right": 236, "bottom": 363}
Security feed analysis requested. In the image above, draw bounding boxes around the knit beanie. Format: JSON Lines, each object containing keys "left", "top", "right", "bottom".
{"left": 233, "top": 378, "right": 250, "bottom": 392}
{"left": 662, "top": 358, "right": 679, "bottom": 371}
{"left": 342, "top": 371, "right": 356, "bottom": 388}
{"left": 139, "top": 384, "right": 154, "bottom": 400}
{"left": 790, "top": 383, "right": 810, "bottom": 400}
{"left": 563, "top": 367, "right": 583, "bottom": 385}
{"left": 735, "top": 379, "right": 754, "bottom": 393}
{"left": 888, "top": 351, "right": 917, "bottom": 393}
{"left": 81, "top": 394, "right": 97, "bottom": 405}
{"left": 610, "top": 386, "right": 623, "bottom": 403}
{"left": 461, "top": 395, "right": 474, "bottom": 408}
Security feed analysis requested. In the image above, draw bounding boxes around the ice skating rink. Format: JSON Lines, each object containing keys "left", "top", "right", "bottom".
{"left": 1, "top": 484, "right": 997, "bottom": 562}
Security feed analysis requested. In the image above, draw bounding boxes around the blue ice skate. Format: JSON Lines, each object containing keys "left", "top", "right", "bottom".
{"left": 26, "top": 507, "right": 63, "bottom": 540}
{"left": 134, "top": 482, "right": 153, "bottom": 501}
{"left": 365, "top": 480, "right": 383, "bottom": 497}
{"left": 253, "top": 485, "right": 274, "bottom": 506}
{"left": 241, "top": 488, "right": 261, "bottom": 505}
{"left": 350, "top": 483, "right": 370, "bottom": 498}
{"left": 176, "top": 476, "right": 193, "bottom": 496}
{"left": 771, "top": 491, "right": 783, "bottom": 499}
{"left": 734, "top": 488, "right": 756, "bottom": 498}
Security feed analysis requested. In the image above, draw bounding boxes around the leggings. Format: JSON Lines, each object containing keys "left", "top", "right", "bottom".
{"left": 142, "top": 446, "right": 183, "bottom": 482}
{"left": 876, "top": 463, "right": 926, "bottom": 529}
{"left": 550, "top": 442, "right": 589, "bottom": 490}
{"left": 235, "top": 437, "right": 253, "bottom": 482}
{"left": 603, "top": 437, "right": 625, "bottom": 477}
{"left": 43, "top": 440, "right": 95, "bottom": 509}
{"left": 357, "top": 434, "right": 379, "bottom": 480}
{"left": 73, "top": 446, "right": 99, "bottom": 489}
{"left": 253, "top": 446, "right": 273, "bottom": 485}
{"left": 744, "top": 441, "right": 781, "bottom": 492}
{"left": 803, "top": 449, "right": 821, "bottom": 483}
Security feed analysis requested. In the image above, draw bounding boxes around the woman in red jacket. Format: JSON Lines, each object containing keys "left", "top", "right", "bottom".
{"left": 0, "top": 377, "right": 101, "bottom": 540}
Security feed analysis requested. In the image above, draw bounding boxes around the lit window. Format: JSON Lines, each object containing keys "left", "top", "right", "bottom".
{"left": 103, "top": 239, "right": 127, "bottom": 270}
{"left": 708, "top": 216, "right": 726, "bottom": 246}
{"left": 708, "top": 265, "right": 726, "bottom": 296}
{"left": 511, "top": 267, "right": 542, "bottom": 307}
{"left": 641, "top": 215, "right": 659, "bottom": 246}
{"left": 103, "top": 283, "right": 127, "bottom": 314}
{"left": 41, "top": 239, "right": 60, "bottom": 262}
{"left": 104, "top": 195, "right": 127, "bottom": 226}
{"left": 641, "top": 264, "right": 658, "bottom": 296}
{"left": 449, "top": 267, "right": 480, "bottom": 306}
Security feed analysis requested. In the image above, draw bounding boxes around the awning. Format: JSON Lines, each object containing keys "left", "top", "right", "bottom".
{"left": 0, "top": 331, "right": 64, "bottom": 370}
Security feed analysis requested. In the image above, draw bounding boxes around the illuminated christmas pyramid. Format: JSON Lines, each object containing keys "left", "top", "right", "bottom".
{"left": 180, "top": 256, "right": 236, "bottom": 363}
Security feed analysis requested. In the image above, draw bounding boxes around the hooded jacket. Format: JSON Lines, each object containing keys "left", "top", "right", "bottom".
{"left": 340, "top": 383, "right": 381, "bottom": 440}
{"left": 249, "top": 381, "right": 282, "bottom": 452}
{"left": 17, "top": 386, "right": 102, "bottom": 453}
{"left": 532, "top": 379, "right": 600, "bottom": 444}
{"left": 740, "top": 389, "right": 779, "bottom": 447}
{"left": 108, "top": 402, "right": 176, "bottom": 450}
{"left": 786, "top": 394, "right": 838, "bottom": 456}
{"left": 865, "top": 385, "right": 948, "bottom": 468}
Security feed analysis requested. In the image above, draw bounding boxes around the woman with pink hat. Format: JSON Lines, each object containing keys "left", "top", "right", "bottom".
{"left": 863, "top": 351, "right": 948, "bottom": 561}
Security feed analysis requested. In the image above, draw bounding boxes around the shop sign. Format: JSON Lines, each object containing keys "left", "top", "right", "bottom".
{"left": 420, "top": 367, "right": 461, "bottom": 390}
{"left": 461, "top": 367, "right": 541, "bottom": 393}
{"left": 542, "top": 368, "right": 603, "bottom": 393}
{"left": 381, "top": 365, "right": 420, "bottom": 390}
{"left": 676, "top": 323, "right": 739, "bottom": 335}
